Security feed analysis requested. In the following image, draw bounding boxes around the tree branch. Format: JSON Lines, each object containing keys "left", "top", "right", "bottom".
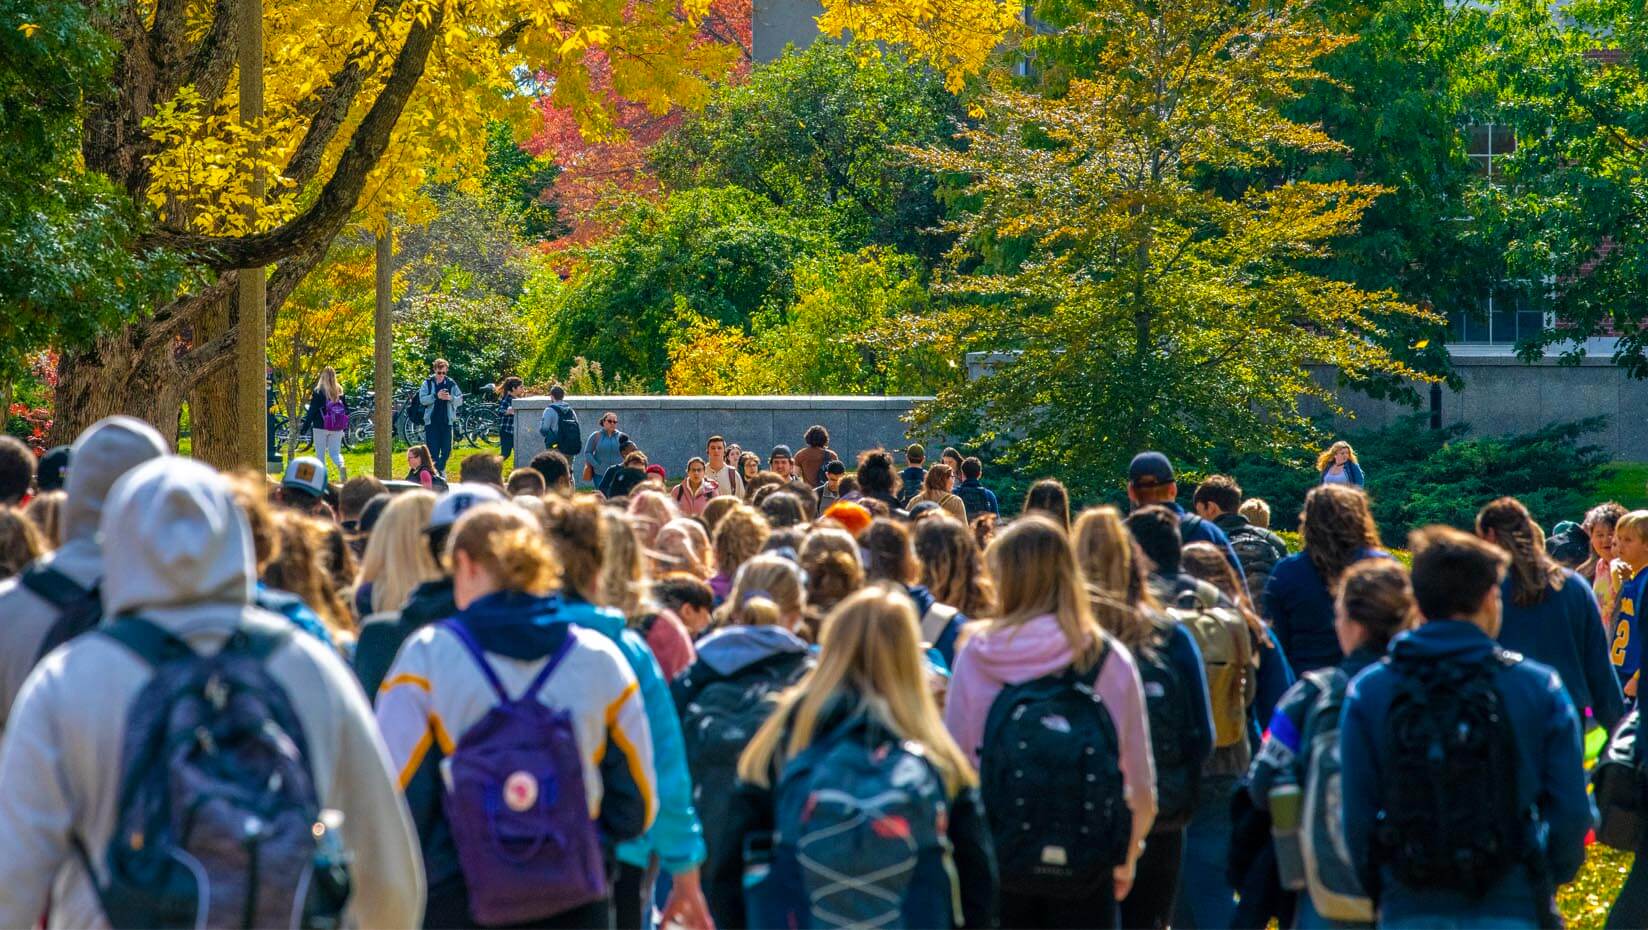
{"left": 283, "top": 0, "right": 406, "bottom": 190}
{"left": 138, "top": 273, "right": 238, "bottom": 356}
{"left": 140, "top": 3, "right": 444, "bottom": 270}
{"left": 178, "top": 0, "right": 241, "bottom": 107}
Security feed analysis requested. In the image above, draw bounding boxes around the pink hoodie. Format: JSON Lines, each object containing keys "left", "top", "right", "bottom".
{"left": 944, "top": 614, "right": 1158, "bottom": 869}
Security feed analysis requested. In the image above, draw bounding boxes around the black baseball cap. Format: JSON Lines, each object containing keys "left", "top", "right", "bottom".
{"left": 771, "top": 445, "right": 793, "bottom": 459}
{"left": 37, "top": 446, "right": 70, "bottom": 492}
{"left": 1128, "top": 451, "right": 1175, "bottom": 488}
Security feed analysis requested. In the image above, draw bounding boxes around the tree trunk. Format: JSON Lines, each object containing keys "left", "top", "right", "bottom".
{"left": 187, "top": 289, "right": 241, "bottom": 468}
{"left": 52, "top": 331, "right": 189, "bottom": 448}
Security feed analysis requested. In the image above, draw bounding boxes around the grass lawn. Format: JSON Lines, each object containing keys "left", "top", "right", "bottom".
{"left": 178, "top": 438, "right": 506, "bottom": 482}
{"left": 1597, "top": 462, "right": 1648, "bottom": 511}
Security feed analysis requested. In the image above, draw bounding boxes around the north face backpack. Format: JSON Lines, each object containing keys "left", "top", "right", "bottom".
{"left": 321, "top": 398, "right": 348, "bottom": 432}
{"left": 1167, "top": 582, "right": 1253, "bottom": 748}
{"left": 1594, "top": 709, "right": 1646, "bottom": 851}
{"left": 442, "top": 621, "right": 607, "bottom": 925}
{"left": 1297, "top": 668, "right": 1373, "bottom": 922}
{"left": 747, "top": 730, "right": 956, "bottom": 929}
{"left": 980, "top": 648, "right": 1131, "bottom": 897}
{"left": 18, "top": 564, "right": 103, "bottom": 664}
{"left": 1135, "top": 622, "right": 1202, "bottom": 830}
{"left": 83, "top": 616, "right": 349, "bottom": 929}
{"left": 677, "top": 651, "right": 811, "bottom": 865}
{"left": 1376, "top": 650, "right": 1533, "bottom": 899}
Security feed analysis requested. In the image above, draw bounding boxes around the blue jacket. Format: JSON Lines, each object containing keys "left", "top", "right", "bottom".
{"left": 906, "top": 584, "right": 964, "bottom": 670}
{"left": 1340, "top": 620, "right": 1591, "bottom": 924}
{"left": 1168, "top": 503, "right": 1245, "bottom": 584}
{"left": 954, "top": 479, "right": 999, "bottom": 518}
{"left": 1615, "top": 567, "right": 1647, "bottom": 690}
{"left": 1320, "top": 460, "right": 1365, "bottom": 486}
{"left": 1250, "top": 625, "right": 1295, "bottom": 751}
{"left": 1497, "top": 570, "right": 1624, "bottom": 733}
{"left": 1263, "top": 549, "right": 1393, "bottom": 676}
{"left": 561, "top": 598, "right": 707, "bottom": 875}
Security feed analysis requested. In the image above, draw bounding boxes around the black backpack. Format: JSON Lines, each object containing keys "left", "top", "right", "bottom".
{"left": 955, "top": 483, "right": 992, "bottom": 521}
{"left": 550, "top": 402, "right": 581, "bottom": 457}
{"left": 675, "top": 652, "right": 811, "bottom": 866}
{"left": 406, "top": 378, "right": 429, "bottom": 423}
{"left": 1134, "top": 621, "right": 1201, "bottom": 829}
{"left": 1226, "top": 524, "right": 1286, "bottom": 601}
{"left": 980, "top": 647, "right": 1131, "bottom": 897}
{"left": 1376, "top": 650, "right": 1535, "bottom": 899}
{"left": 1594, "top": 709, "right": 1646, "bottom": 851}
{"left": 19, "top": 564, "right": 103, "bottom": 663}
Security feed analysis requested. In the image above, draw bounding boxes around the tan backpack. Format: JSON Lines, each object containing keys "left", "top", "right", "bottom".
{"left": 1166, "top": 580, "right": 1254, "bottom": 748}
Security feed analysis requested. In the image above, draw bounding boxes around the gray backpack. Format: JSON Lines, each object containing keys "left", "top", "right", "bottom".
{"left": 80, "top": 616, "right": 350, "bottom": 929}
{"left": 1298, "top": 668, "right": 1373, "bottom": 923}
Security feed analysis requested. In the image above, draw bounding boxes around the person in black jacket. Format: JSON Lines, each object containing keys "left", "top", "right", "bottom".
{"left": 303, "top": 367, "right": 349, "bottom": 482}
{"left": 705, "top": 587, "right": 997, "bottom": 930}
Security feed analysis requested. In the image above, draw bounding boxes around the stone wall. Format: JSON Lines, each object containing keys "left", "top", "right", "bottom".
{"left": 512, "top": 395, "right": 927, "bottom": 478}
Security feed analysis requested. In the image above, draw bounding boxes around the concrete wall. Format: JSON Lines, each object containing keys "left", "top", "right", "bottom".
{"left": 513, "top": 395, "right": 926, "bottom": 478}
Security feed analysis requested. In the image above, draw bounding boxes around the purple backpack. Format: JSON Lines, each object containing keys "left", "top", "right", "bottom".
{"left": 321, "top": 398, "right": 348, "bottom": 431}
{"left": 443, "top": 621, "right": 607, "bottom": 925}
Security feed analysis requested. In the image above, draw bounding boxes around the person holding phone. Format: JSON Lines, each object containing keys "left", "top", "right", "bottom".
{"left": 417, "top": 359, "right": 463, "bottom": 476}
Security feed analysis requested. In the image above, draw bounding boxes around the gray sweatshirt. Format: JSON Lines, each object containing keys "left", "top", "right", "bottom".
{"left": 0, "top": 416, "right": 167, "bottom": 736}
{"left": 0, "top": 456, "right": 424, "bottom": 929}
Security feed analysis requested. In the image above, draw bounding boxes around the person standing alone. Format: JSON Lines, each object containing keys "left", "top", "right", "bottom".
{"left": 303, "top": 366, "right": 349, "bottom": 483}
{"left": 417, "top": 359, "right": 463, "bottom": 477}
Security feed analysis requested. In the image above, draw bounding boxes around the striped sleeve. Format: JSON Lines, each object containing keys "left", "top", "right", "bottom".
{"left": 375, "top": 633, "right": 443, "bottom": 790}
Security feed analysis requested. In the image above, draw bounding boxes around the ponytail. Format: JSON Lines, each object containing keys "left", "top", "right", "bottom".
{"left": 1476, "top": 497, "right": 1563, "bottom": 607}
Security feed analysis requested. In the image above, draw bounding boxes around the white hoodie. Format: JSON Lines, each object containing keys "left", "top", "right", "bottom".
{"left": 0, "top": 457, "right": 424, "bottom": 929}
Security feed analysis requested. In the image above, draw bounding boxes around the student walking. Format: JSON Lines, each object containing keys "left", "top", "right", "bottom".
{"left": 1340, "top": 527, "right": 1590, "bottom": 929}
{"left": 710, "top": 587, "right": 999, "bottom": 930}
{"left": 672, "top": 457, "right": 719, "bottom": 517}
{"left": 416, "top": 359, "right": 464, "bottom": 476}
{"left": 303, "top": 366, "right": 350, "bottom": 481}
{"left": 946, "top": 515, "right": 1156, "bottom": 929}
{"left": 0, "top": 456, "right": 424, "bottom": 929}
{"left": 1317, "top": 441, "right": 1365, "bottom": 487}
{"left": 1264, "top": 485, "right": 1391, "bottom": 675}
{"left": 1479, "top": 497, "right": 1625, "bottom": 733}
{"left": 376, "top": 502, "right": 655, "bottom": 929}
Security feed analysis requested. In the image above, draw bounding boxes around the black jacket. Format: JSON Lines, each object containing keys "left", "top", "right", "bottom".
{"left": 301, "top": 388, "right": 348, "bottom": 432}
{"left": 353, "top": 577, "right": 456, "bottom": 701}
{"left": 704, "top": 695, "right": 998, "bottom": 929}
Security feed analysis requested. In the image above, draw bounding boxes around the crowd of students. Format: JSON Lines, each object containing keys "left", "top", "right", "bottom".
{"left": 0, "top": 416, "right": 1643, "bottom": 930}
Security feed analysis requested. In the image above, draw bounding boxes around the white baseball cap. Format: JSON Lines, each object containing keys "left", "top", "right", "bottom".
{"left": 427, "top": 482, "right": 508, "bottom": 533}
{"left": 281, "top": 456, "right": 328, "bottom": 496}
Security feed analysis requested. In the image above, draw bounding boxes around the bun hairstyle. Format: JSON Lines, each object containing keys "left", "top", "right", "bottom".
{"left": 717, "top": 554, "right": 806, "bottom": 629}
{"left": 543, "top": 496, "right": 605, "bottom": 601}
{"left": 1336, "top": 558, "right": 1416, "bottom": 650}
{"left": 855, "top": 449, "right": 901, "bottom": 499}
{"left": 447, "top": 503, "right": 560, "bottom": 596}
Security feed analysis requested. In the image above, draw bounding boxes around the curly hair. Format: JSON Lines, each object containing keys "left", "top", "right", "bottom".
{"left": 1301, "top": 484, "right": 1382, "bottom": 588}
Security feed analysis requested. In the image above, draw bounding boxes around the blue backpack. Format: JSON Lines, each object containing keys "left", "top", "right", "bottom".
{"left": 746, "top": 725, "right": 958, "bottom": 929}
{"left": 442, "top": 621, "right": 607, "bottom": 925}
{"left": 81, "top": 616, "right": 349, "bottom": 929}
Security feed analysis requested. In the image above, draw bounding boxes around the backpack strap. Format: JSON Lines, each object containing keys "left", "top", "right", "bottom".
{"left": 1180, "top": 512, "right": 1203, "bottom": 537}
{"left": 100, "top": 616, "right": 196, "bottom": 667}
{"left": 18, "top": 564, "right": 93, "bottom": 609}
{"left": 920, "top": 603, "right": 960, "bottom": 645}
{"left": 443, "top": 619, "right": 576, "bottom": 704}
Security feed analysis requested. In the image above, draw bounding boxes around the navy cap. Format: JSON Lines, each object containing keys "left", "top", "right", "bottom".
{"left": 771, "top": 445, "right": 793, "bottom": 459}
{"left": 1128, "top": 451, "right": 1175, "bottom": 488}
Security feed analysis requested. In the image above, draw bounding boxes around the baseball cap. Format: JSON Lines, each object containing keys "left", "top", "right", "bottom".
{"left": 1548, "top": 521, "right": 1591, "bottom": 566}
{"left": 37, "top": 445, "right": 70, "bottom": 492}
{"left": 771, "top": 445, "right": 793, "bottom": 459}
{"left": 1128, "top": 451, "right": 1175, "bottom": 489}
{"left": 645, "top": 464, "right": 666, "bottom": 480}
{"left": 427, "top": 482, "right": 508, "bottom": 533}
{"left": 282, "top": 456, "right": 328, "bottom": 497}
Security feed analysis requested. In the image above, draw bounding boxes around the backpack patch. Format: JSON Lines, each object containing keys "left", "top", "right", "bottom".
{"left": 88, "top": 617, "right": 349, "bottom": 930}
{"left": 979, "top": 651, "right": 1131, "bottom": 897}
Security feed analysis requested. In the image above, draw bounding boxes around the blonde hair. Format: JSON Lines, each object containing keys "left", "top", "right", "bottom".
{"left": 448, "top": 503, "right": 560, "bottom": 596}
{"left": 654, "top": 518, "right": 712, "bottom": 579}
{"left": 0, "top": 507, "right": 46, "bottom": 580}
{"left": 355, "top": 491, "right": 441, "bottom": 614}
{"left": 1073, "top": 506, "right": 1162, "bottom": 655}
{"left": 266, "top": 511, "right": 354, "bottom": 639}
{"left": 800, "top": 527, "right": 865, "bottom": 632}
{"left": 1238, "top": 498, "right": 1272, "bottom": 529}
{"left": 544, "top": 495, "right": 605, "bottom": 602}
{"left": 24, "top": 491, "right": 64, "bottom": 550}
{"left": 986, "top": 514, "right": 1105, "bottom": 671}
{"left": 627, "top": 490, "right": 679, "bottom": 549}
{"left": 712, "top": 505, "right": 770, "bottom": 580}
{"left": 716, "top": 554, "right": 806, "bottom": 628}
{"left": 600, "top": 511, "right": 648, "bottom": 622}
{"left": 316, "top": 366, "right": 343, "bottom": 402}
{"left": 738, "top": 586, "right": 976, "bottom": 794}
{"left": 1616, "top": 510, "right": 1648, "bottom": 543}
{"left": 1316, "top": 440, "right": 1358, "bottom": 473}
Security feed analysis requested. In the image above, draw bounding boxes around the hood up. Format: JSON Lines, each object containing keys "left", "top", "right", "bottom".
{"left": 100, "top": 456, "right": 255, "bottom": 616}
{"left": 61, "top": 416, "right": 168, "bottom": 546}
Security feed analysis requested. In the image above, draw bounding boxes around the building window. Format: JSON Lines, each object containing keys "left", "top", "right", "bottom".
{"left": 1467, "top": 124, "right": 1515, "bottom": 178}
{"left": 1448, "top": 288, "right": 1548, "bottom": 345}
